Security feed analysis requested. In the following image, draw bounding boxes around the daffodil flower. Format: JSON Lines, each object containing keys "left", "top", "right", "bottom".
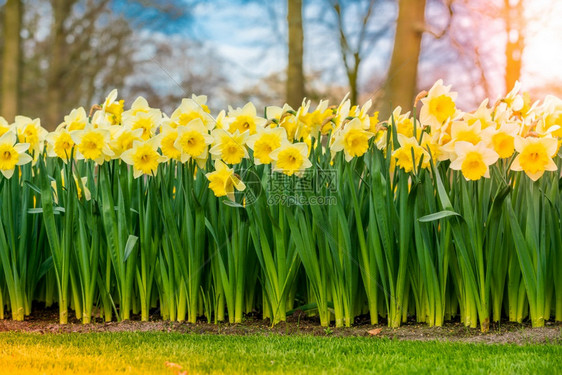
{"left": 122, "top": 109, "right": 161, "bottom": 141}
{"left": 420, "top": 79, "right": 460, "bottom": 130}
{"left": 226, "top": 102, "right": 267, "bottom": 135}
{"left": 174, "top": 118, "right": 214, "bottom": 163}
{"left": 511, "top": 136, "right": 558, "bottom": 181}
{"left": 0, "top": 116, "right": 10, "bottom": 137}
{"left": 246, "top": 127, "right": 287, "bottom": 165}
{"left": 391, "top": 134, "right": 428, "bottom": 173}
{"left": 13, "top": 115, "right": 48, "bottom": 158}
{"left": 101, "top": 89, "right": 125, "bottom": 125}
{"left": 209, "top": 129, "right": 249, "bottom": 165}
{"left": 121, "top": 137, "right": 167, "bottom": 178}
{"left": 170, "top": 97, "right": 214, "bottom": 130}
{"left": 60, "top": 107, "right": 88, "bottom": 131}
{"left": 205, "top": 160, "right": 246, "bottom": 201}
{"left": 159, "top": 123, "right": 182, "bottom": 161}
{"left": 0, "top": 131, "right": 33, "bottom": 179}
{"left": 126, "top": 96, "right": 155, "bottom": 116}
{"left": 502, "top": 81, "right": 524, "bottom": 112}
{"left": 270, "top": 141, "right": 312, "bottom": 177}
{"left": 296, "top": 99, "right": 334, "bottom": 140}
{"left": 449, "top": 141, "right": 499, "bottom": 181}
{"left": 440, "top": 120, "right": 495, "bottom": 159}
{"left": 490, "top": 122, "right": 519, "bottom": 158}
{"left": 330, "top": 118, "right": 374, "bottom": 161}
{"left": 463, "top": 99, "right": 494, "bottom": 129}
{"left": 109, "top": 127, "right": 144, "bottom": 158}
{"left": 537, "top": 95, "right": 562, "bottom": 138}
{"left": 71, "top": 125, "right": 114, "bottom": 164}
{"left": 388, "top": 107, "right": 415, "bottom": 138}
{"left": 46, "top": 128, "right": 75, "bottom": 162}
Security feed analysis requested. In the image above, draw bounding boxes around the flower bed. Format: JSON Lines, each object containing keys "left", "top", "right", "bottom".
{"left": 0, "top": 81, "right": 561, "bottom": 332}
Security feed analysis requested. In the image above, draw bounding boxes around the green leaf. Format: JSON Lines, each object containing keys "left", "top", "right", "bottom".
{"left": 23, "top": 180, "right": 42, "bottom": 195}
{"left": 418, "top": 210, "right": 461, "bottom": 222}
{"left": 27, "top": 207, "right": 65, "bottom": 215}
{"left": 123, "top": 235, "right": 138, "bottom": 263}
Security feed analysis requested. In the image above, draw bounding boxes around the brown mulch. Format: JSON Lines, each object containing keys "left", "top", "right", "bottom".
{"left": 0, "top": 306, "right": 560, "bottom": 345}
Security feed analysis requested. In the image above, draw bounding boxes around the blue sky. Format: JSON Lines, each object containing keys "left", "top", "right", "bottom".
{"left": 116, "top": 0, "right": 562, "bottom": 108}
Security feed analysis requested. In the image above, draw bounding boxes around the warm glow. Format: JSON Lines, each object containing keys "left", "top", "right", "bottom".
{"left": 522, "top": 0, "right": 562, "bottom": 94}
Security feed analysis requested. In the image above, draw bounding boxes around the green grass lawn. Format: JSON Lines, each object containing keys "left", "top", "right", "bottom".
{"left": 0, "top": 332, "right": 560, "bottom": 374}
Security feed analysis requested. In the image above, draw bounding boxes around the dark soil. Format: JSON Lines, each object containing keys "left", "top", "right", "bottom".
{"left": 1, "top": 306, "right": 560, "bottom": 345}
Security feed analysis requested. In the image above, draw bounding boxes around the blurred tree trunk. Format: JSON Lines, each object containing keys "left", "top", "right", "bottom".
{"left": 381, "top": 0, "right": 426, "bottom": 118}
{"left": 1, "top": 0, "right": 22, "bottom": 122}
{"left": 504, "top": 0, "right": 524, "bottom": 94}
{"left": 286, "top": 0, "right": 305, "bottom": 108}
{"left": 46, "top": 0, "right": 76, "bottom": 130}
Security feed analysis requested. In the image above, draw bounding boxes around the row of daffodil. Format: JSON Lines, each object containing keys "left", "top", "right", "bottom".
{"left": 1, "top": 80, "right": 561, "bottom": 196}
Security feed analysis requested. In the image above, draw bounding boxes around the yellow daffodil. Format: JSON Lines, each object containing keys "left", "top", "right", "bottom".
{"left": 533, "top": 99, "right": 562, "bottom": 138}
{"left": 420, "top": 132, "right": 446, "bottom": 162}
{"left": 13, "top": 116, "right": 47, "bottom": 157}
{"left": 450, "top": 141, "right": 499, "bottom": 181}
{"left": 122, "top": 109, "right": 161, "bottom": 141}
{"left": 441, "top": 120, "right": 495, "bottom": 159}
{"left": 127, "top": 96, "right": 153, "bottom": 116}
{"left": 502, "top": 81, "right": 524, "bottom": 112}
{"left": 375, "top": 128, "right": 389, "bottom": 151}
{"left": 451, "top": 120, "right": 493, "bottom": 145}
{"left": 368, "top": 111, "right": 380, "bottom": 134}
{"left": 333, "top": 96, "right": 351, "bottom": 129}
{"left": 464, "top": 99, "right": 494, "bottom": 129}
{"left": 60, "top": 107, "right": 88, "bottom": 131}
{"left": 0, "top": 131, "right": 32, "bottom": 179}
{"left": 392, "top": 134, "right": 428, "bottom": 173}
{"left": 159, "top": 124, "right": 181, "bottom": 161}
{"left": 210, "top": 129, "right": 249, "bottom": 165}
{"left": 205, "top": 160, "right": 246, "bottom": 201}
{"left": 46, "top": 129, "right": 75, "bottom": 162}
{"left": 511, "top": 136, "right": 558, "bottom": 181}
{"left": 357, "top": 99, "right": 373, "bottom": 119}
{"left": 265, "top": 103, "right": 294, "bottom": 124}
{"left": 213, "top": 110, "right": 227, "bottom": 130}
{"left": 420, "top": 80, "right": 459, "bottom": 130}
{"left": 293, "top": 100, "right": 314, "bottom": 140}
{"left": 109, "top": 127, "right": 144, "bottom": 158}
{"left": 330, "top": 118, "right": 374, "bottom": 161}
{"left": 389, "top": 107, "right": 415, "bottom": 138}
{"left": 490, "top": 122, "right": 519, "bottom": 158}
{"left": 279, "top": 114, "right": 298, "bottom": 142}
{"left": 174, "top": 119, "right": 214, "bottom": 163}
{"left": 106, "top": 101, "right": 125, "bottom": 125}
{"left": 535, "top": 117, "right": 561, "bottom": 139}
{"left": 270, "top": 141, "right": 312, "bottom": 177}
{"left": 296, "top": 99, "right": 335, "bottom": 139}
{"left": 71, "top": 125, "right": 114, "bottom": 164}
{"left": 226, "top": 102, "right": 267, "bottom": 135}
{"left": 539, "top": 95, "right": 562, "bottom": 138}
{"left": 121, "top": 137, "right": 167, "bottom": 178}
{"left": 0, "top": 117, "right": 11, "bottom": 137}
{"left": 101, "top": 89, "right": 125, "bottom": 125}
{"left": 90, "top": 109, "right": 113, "bottom": 129}
{"left": 170, "top": 97, "right": 214, "bottom": 130}
{"left": 354, "top": 99, "right": 375, "bottom": 133}
{"left": 102, "top": 89, "right": 118, "bottom": 111}
{"left": 246, "top": 127, "right": 287, "bottom": 165}
{"left": 192, "top": 94, "right": 211, "bottom": 113}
